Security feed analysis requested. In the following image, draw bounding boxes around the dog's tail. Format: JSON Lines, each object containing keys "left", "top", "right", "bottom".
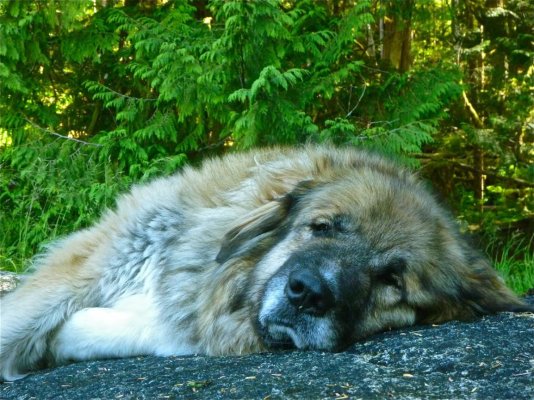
{"left": 0, "top": 230, "right": 101, "bottom": 381}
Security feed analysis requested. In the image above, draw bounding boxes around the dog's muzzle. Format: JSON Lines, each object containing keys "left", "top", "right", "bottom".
{"left": 257, "top": 261, "right": 343, "bottom": 350}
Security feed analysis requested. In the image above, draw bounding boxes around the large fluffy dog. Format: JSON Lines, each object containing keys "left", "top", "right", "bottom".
{"left": 1, "top": 146, "right": 532, "bottom": 381}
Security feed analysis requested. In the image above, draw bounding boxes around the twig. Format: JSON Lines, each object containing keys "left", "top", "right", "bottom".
{"left": 352, "top": 120, "right": 418, "bottom": 142}
{"left": 97, "top": 84, "right": 157, "bottom": 102}
{"left": 21, "top": 115, "right": 102, "bottom": 147}
{"left": 346, "top": 84, "right": 366, "bottom": 118}
{"left": 462, "top": 90, "right": 484, "bottom": 128}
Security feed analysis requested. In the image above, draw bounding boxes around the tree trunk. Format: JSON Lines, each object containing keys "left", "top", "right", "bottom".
{"left": 381, "top": 0, "right": 414, "bottom": 72}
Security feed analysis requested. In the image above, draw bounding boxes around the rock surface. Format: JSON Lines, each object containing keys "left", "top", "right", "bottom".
{"left": 0, "top": 271, "right": 19, "bottom": 297}
{"left": 2, "top": 298, "right": 533, "bottom": 400}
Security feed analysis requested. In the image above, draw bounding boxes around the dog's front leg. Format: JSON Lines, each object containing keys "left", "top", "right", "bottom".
{"left": 49, "top": 294, "right": 198, "bottom": 364}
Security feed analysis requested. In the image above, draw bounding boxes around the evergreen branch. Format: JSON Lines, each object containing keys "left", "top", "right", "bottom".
{"left": 366, "top": 120, "right": 429, "bottom": 135}
{"left": 367, "top": 119, "right": 399, "bottom": 126}
{"left": 21, "top": 115, "right": 102, "bottom": 147}
{"left": 453, "top": 161, "right": 533, "bottom": 188}
{"left": 419, "top": 154, "right": 534, "bottom": 188}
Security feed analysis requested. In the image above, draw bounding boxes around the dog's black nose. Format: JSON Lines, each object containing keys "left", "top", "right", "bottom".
{"left": 285, "top": 269, "right": 335, "bottom": 315}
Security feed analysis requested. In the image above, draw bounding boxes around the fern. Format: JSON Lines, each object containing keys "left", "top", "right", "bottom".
{"left": 1, "top": 0, "right": 492, "bottom": 272}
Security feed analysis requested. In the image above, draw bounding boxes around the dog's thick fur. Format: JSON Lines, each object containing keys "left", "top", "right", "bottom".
{"left": 1, "top": 146, "right": 532, "bottom": 381}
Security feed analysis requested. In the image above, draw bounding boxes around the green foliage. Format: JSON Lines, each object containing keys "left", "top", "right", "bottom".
{"left": 487, "top": 234, "right": 534, "bottom": 295}
{"left": 0, "top": 0, "right": 531, "bottom": 292}
{"left": 0, "top": 138, "right": 128, "bottom": 270}
{"left": 351, "top": 68, "right": 462, "bottom": 166}
{"left": 422, "top": 0, "right": 533, "bottom": 237}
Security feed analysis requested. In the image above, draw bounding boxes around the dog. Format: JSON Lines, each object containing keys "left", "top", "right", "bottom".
{"left": 1, "top": 145, "right": 532, "bottom": 381}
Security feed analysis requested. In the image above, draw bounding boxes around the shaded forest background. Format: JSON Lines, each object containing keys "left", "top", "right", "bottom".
{"left": 0, "top": 0, "right": 532, "bottom": 292}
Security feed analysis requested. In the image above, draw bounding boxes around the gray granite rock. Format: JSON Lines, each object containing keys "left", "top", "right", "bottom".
{"left": 0, "top": 271, "right": 19, "bottom": 297}
{"left": 2, "top": 297, "right": 533, "bottom": 400}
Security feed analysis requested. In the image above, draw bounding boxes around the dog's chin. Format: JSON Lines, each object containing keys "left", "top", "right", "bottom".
{"left": 260, "top": 323, "right": 299, "bottom": 350}
{"left": 259, "top": 319, "right": 346, "bottom": 352}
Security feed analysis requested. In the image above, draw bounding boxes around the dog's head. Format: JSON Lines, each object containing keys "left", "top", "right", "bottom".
{"left": 217, "top": 153, "right": 533, "bottom": 351}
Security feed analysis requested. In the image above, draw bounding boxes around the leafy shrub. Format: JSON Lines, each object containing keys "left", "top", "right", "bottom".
{"left": 1, "top": 0, "right": 530, "bottom": 294}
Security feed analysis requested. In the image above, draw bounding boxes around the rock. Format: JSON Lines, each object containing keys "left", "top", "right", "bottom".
{"left": 0, "top": 271, "right": 20, "bottom": 297}
{"left": 2, "top": 296, "right": 533, "bottom": 400}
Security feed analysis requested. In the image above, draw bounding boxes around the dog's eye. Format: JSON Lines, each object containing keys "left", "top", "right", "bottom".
{"left": 309, "top": 221, "right": 333, "bottom": 235}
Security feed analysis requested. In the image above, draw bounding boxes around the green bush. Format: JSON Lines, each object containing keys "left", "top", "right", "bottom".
{"left": 0, "top": 1, "right": 531, "bottom": 292}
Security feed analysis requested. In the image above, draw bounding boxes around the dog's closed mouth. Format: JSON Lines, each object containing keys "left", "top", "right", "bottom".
{"left": 260, "top": 321, "right": 299, "bottom": 349}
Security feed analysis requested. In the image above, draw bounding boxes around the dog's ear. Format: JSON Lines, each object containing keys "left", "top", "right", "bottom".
{"left": 454, "top": 255, "right": 534, "bottom": 316}
{"left": 416, "top": 251, "right": 534, "bottom": 324}
{"left": 216, "top": 180, "right": 314, "bottom": 264}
